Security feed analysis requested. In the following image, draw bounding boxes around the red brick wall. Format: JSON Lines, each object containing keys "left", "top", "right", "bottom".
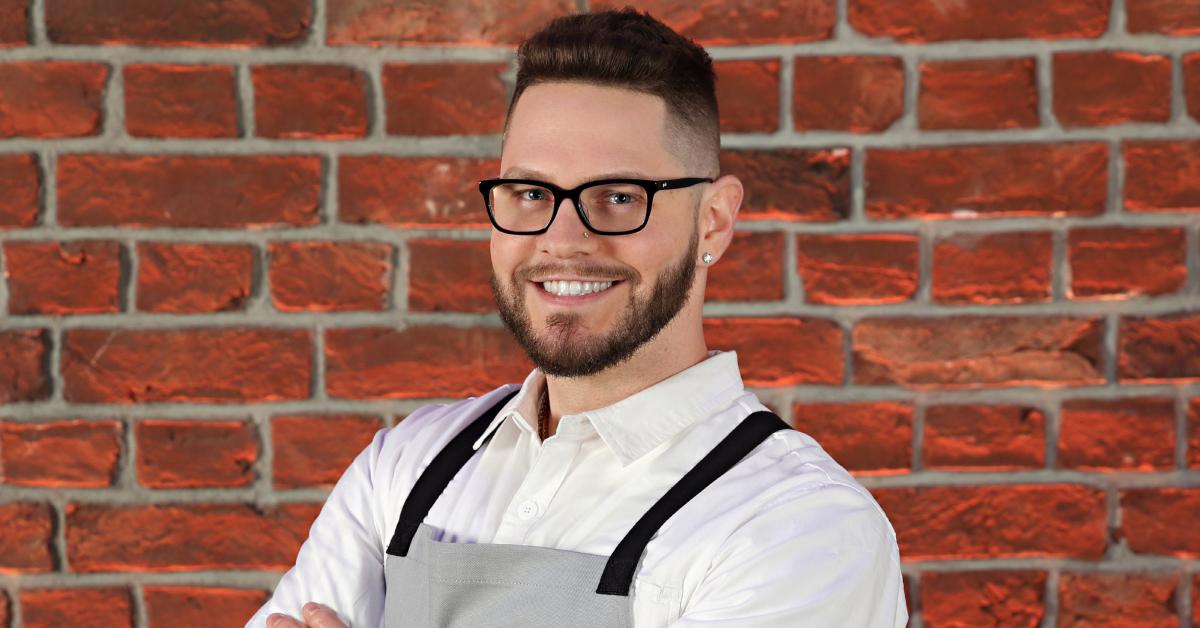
{"left": 1, "top": 1, "right": 1198, "bottom": 626}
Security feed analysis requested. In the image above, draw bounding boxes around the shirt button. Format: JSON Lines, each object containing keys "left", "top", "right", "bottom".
{"left": 516, "top": 500, "right": 540, "bottom": 520}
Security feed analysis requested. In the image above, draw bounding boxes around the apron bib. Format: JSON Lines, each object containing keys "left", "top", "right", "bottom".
{"left": 383, "top": 392, "right": 790, "bottom": 628}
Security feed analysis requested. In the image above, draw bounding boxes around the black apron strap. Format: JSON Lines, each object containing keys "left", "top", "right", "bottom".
{"left": 596, "top": 410, "right": 792, "bottom": 596}
{"left": 386, "top": 390, "right": 519, "bottom": 557}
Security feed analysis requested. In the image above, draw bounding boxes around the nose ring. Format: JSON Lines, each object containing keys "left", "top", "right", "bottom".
{"left": 582, "top": 231, "right": 590, "bottom": 239}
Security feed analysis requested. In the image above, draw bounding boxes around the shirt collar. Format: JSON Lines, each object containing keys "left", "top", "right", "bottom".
{"left": 472, "top": 351, "right": 746, "bottom": 466}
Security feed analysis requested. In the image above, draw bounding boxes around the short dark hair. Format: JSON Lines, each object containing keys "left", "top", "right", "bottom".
{"left": 507, "top": 8, "right": 720, "bottom": 175}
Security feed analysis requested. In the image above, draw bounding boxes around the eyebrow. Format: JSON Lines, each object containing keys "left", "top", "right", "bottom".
{"left": 501, "top": 167, "right": 652, "bottom": 182}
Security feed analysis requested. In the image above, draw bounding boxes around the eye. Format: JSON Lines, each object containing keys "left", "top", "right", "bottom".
{"left": 607, "top": 192, "right": 634, "bottom": 205}
{"left": 515, "top": 188, "right": 549, "bottom": 202}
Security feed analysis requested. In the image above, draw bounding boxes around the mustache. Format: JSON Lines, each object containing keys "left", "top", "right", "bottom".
{"left": 514, "top": 262, "right": 640, "bottom": 284}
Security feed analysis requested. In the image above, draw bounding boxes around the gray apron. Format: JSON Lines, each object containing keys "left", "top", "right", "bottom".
{"left": 382, "top": 392, "right": 790, "bottom": 627}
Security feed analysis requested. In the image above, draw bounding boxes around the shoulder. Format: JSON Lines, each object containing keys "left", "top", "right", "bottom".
{"left": 373, "top": 384, "right": 521, "bottom": 469}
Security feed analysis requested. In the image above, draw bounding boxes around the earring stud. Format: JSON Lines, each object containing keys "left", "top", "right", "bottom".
{"left": 702, "top": 252, "right": 714, "bottom": 264}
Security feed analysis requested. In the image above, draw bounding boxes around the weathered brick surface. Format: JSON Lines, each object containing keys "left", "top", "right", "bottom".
{"left": 720, "top": 149, "right": 850, "bottom": 221}
{"left": 137, "top": 242, "right": 255, "bottom": 313}
{"left": 932, "top": 232, "right": 1052, "bottom": 304}
{"left": 592, "top": 0, "right": 837, "bottom": 44}
{"left": 1186, "top": 53, "right": 1200, "bottom": 122}
{"left": 715, "top": 60, "right": 780, "bottom": 133}
{"left": 853, "top": 317, "right": 1104, "bottom": 388}
{"left": 874, "top": 484, "right": 1107, "bottom": 560}
{"left": 1120, "top": 488, "right": 1200, "bottom": 557}
{"left": 384, "top": 63, "right": 508, "bottom": 136}
{"left": 1, "top": 420, "right": 121, "bottom": 487}
{"left": 792, "top": 402, "right": 912, "bottom": 473}
{"left": 792, "top": 56, "right": 904, "bottom": 132}
{"left": 795, "top": 233, "right": 917, "bottom": 304}
{"left": 66, "top": 502, "right": 321, "bottom": 571}
{"left": 1119, "top": 313, "right": 1200, "bottom": 382}
{"left": 124, "top": 64, "right": 238, "bottom": 138}
{"left": 0, "top": 61, "right": 107, "bottom": 138}
{"left": 408, "top": 238, "right": 494, "bottom": 312}
{"left": 327, "top": 0, "right": 574, "bottom": 46}
{"left": 339, "top": 156, "right": 496, "bottom": 227}
{"left": 0, "top": 153, "right": 39, "bottom": 227}
{"left": 45, "top": 0, "right": 312, "bottom": 46}
{"left": 0, "top": 329, "right": 50, "bottom": 403}
{"left": 919, "top": 58, "right": 1038, "bottom": 130}
{"left": 1058, "top": 572, "right": 1179, "bottom": 627}
{"left": 0, "top": 0, "right": 26, "bottom": 46}
{"left": 706, "top": 232, "right": 786, "bottom": 302}
{"left": 865, "top": 143, "right": 1108, "bottom": 219}
{"left": 5, "top": 240, "right": 122, "bottom": 314}
{"left": 1068, "top": 227, "right": 1187, "bottom": 298}
{"left": 1190, "top": 399, "right": 1199, "bottom": 468}
{"left": 143, "top": 586, "right": 269, "bottom": 628}
{"left": 1124, "top": 140, "right": 1200, "bottom": 213}
{"left": 1059, "top": 398, "right": 1175, "bottom": 471}
{"left": 923, "top": 405, "right": 1045, "bottom": 470}
{"left": 920, "top": 570, "right": 1046, "bottom": 628}
{"left": 704, "top": 318, "right": 844, "bottom": 386}
{"left": 849, "top": 0, "right": 1109, "bottom": 42}
{"left": 269, "top": 241, "right": 393, "bottom": 312}
{"left": 62, "top": 328, "right": 312, "bottom": 403}
{"left": 253, "top": 64, "right": 369, "bottom": 139}
{"left": 58, "top": 155, "right": 322, "bottom": 228}
{"left": 1126, "top": 0, "right": 1200, "bottom": 34}
{"left": 136, "top": 420, "right": 258, "bottom": 488}
{"left": 1053, "top": 51, "right": 1172, "bottom": 127}
{"left": 21, "top": 587, "right": 133, "bottom": 628}
{"left": 272, "top": 414, "right": 382, "bottom": 488}
{"left": 0, "top": 502, "right": 55, "bottom": 572}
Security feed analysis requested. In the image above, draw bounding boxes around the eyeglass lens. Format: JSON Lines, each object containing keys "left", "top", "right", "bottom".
{"left": 488, "top": 182, "right": 649, "bottom": 233}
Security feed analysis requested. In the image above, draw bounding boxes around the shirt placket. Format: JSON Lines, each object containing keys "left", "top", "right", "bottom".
{"left": 493, "top": 427, "right": 586, "bottom": 543}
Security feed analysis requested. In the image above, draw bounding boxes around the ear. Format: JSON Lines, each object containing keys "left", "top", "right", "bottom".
{"left": 697, "top": 174, "right": 743, "bottom": 265}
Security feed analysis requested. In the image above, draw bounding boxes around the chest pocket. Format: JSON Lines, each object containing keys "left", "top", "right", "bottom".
{"left": 632, "top": 577, "right": 682, "bottom": 626}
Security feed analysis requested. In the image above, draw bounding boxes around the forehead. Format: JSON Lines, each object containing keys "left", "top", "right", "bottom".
{"left": 501, "top": 82, "right": 681, "bottom": 183}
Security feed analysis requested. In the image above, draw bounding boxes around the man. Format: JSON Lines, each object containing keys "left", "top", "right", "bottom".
{"left": 253, "top": 9, "right": 905, "bottom": 628}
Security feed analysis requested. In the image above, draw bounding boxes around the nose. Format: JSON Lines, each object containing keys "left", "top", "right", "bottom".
{"left": 538, "top": 195, "right": 596, "bottom": 257}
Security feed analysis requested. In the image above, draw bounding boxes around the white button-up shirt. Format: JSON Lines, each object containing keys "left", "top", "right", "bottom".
{"left": 248, "top": 351, "right": 907, "bottom": 627}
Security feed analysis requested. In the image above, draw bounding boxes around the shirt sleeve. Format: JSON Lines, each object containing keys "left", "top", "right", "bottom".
{"left": 245, "top": 427, "right": 390, "bottom": 628}
{"left": 672, "top": 481, "right": 907, "bottom": 628}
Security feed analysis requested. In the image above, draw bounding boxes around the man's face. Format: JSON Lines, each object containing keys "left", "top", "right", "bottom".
{"left": 490, "top": 82, "right": 703, "bottom": 378}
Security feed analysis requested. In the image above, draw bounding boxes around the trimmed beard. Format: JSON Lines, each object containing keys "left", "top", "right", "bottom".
{"left": 492, "top": 228, "right": 698, "bottom": 378}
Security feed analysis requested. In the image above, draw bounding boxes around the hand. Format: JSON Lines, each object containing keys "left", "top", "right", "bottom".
{"left": 266, "top": 602, "right": 348, "bottom": 628}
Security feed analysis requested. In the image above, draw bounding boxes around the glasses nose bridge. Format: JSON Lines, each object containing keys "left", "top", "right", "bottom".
{"left": 547, "top": 186, "right": 590, "bottom": 232}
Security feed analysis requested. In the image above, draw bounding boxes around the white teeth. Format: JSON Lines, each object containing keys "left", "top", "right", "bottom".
{"left": 542, "top": 280, "right": 615, "bottom": 297}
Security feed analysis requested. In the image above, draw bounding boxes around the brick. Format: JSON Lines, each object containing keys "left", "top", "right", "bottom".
{"left": 327, "top": 0, "right": 572, "bottom": 46}
{"left": 339, "top": 156, "right": 496, "bottom": 227}
{"left": 269, "top": 241, "right": 392, "bottom": 312}
{"left": 849, "top": 0, "right": 1109, "bottom": 42}
{"left": 0, "top": 0, "right": 27, "bottom": 46}
{"left": 924, "top": 405, "right": 1046, "bottom": 470}
{"left": 1191, "top": 400, "right": 1199, "bottom": 468}
{"left": 272, "top": 414, "right": 382, "bottom": 488}
{"left": 0, "top": 153, "right": 39, "bottom": 227}
{"left": 706, "top": 232, "right": 785, "bottom": 302}
{"left": 1120, "top": 488, "right": 1200, "bottom": 557}
{"left": 866, "top": 143, "right": 1108, "bottom": 219}
{"left": 21, "top": 588, "right": 132, "bottom": 628}
{"left": 1186, "top": 53, "right": 1200, "bottom": 122}
{"left": 704, "top": 318, "right": 843, "bottom": 386}
{"left": 1124, "top": 140, "right": 1200, "bottom": 213}
{"left": 0, "top": 329, "right": 50, "bottom": 403}
{"left": 254, "top": 64, "right": 368, "bottom": 139}
{"left": 144, "top": 586, "right": 269, "bottom": 628}
{"left": 1, "top": 420, "right": 121, "bottom": 487}
{"left": 137, "top": 242, "right": 254, "bottom": 313}
{"left": 326, "top": 326, "right": 532, "bottom": 399}
{"left": 62, "top": 328, "right": 312, "bottom": 403}
{"left": 408, "top": 239, "right": 493, "bottom": 312}
{"left": 715, "top": 60, "right": 780, "bottom": 133}
{"left": 45, "top": 0, "right": 311, "bottom": 46}
{"left": 5, "top": 240, "right": 122, "bottom": 314}
{"left": 854, "top": 317, "right": 1104, "bottom": 388}
{"left": 792, "top": 402, "right": 912, "bottom": 473}
{"left": 137, "top": 420, "right": 258, "bottom": 488}
{"left": 66, "top": 502, "right": 320, "bottom": 571}
{"left": 124, "top": 64, "right": 238, "bottom": 138}
{"left": 1054, "top": 51, "right": 1172, "bottom": 127}
{"left": 1194, "top": 574, "right": 1200, "bottom": 626}
{"left": 0, "top": 502, "right": 54, "bottom": 572}
{"left": 719, "top": 149, "right": 850, "bottom": 222}
{"left": 792, "top": 56, "right": 903, "bottom": 133}
{"left": 795, "top": 233, "right": 917, "bottom": 305}
{"left": 932, "top": 232, "right": 1052, "bottom": 304}
{"left": 384, "top": 63, "right": 507, "bottom": 136}
{"left": 921, "top": 570, "right": 1046, "bottom": 628}
{"left": 1068, "top": 227, "right": 1186, "bottom": 298}
{"left": 1059, "top": 398, "right": 1175, "bottom": 471}
{"left": 1119, "top": 313, "right": 1200, "bottom": 382}
{"left": 0, "top": 61, "right": 106, "bottom": 138}
{"left": 1127, "top": 0, "right": 1200, "bottom": 34}
{"left": 919, "top": 58, "right": 1038, "bottom": 130}
{"left": 0, "top": 591, "right": 6, "bottom": 628}
{"left": 1058, "top": 572, "right": 1179, "bottom": 627}
{"left": 58, "top": 155, "right": 321, "bottom": 228}
{"left": 874, "top": 484, "right": 1107, "bottom": 560}
{"left": 592, "top": 0, "right": 836, "bottom": 45}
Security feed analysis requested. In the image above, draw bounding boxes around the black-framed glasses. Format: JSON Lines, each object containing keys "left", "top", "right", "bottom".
{"left": 479, "top": 177, "right": 713, "bottom": 236}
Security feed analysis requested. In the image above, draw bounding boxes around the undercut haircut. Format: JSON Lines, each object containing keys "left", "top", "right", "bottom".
{"left": 506, "top": 8, "right": 721, "bottom": 177}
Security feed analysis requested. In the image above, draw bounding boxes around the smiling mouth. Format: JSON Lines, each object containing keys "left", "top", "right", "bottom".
{"left": 539, "top": 280, "right": 619, "bottom": 297}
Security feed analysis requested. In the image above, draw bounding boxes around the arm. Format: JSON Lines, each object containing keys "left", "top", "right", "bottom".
{"left": 673, "top": 482, "right": 907, "bottom": 628}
